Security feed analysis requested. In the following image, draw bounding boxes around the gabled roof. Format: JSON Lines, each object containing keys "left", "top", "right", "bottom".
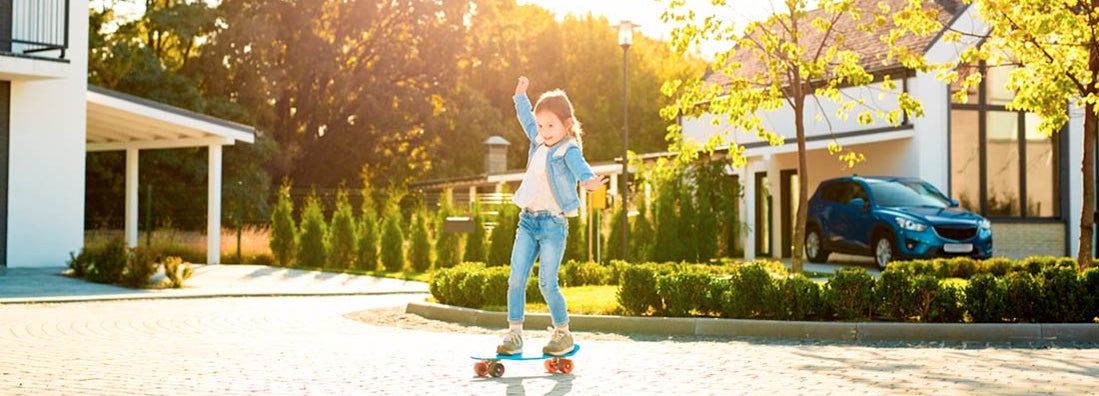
{"left": 703, "top": 0, "right": 965, "bottom": 87}
{"left": 86, "top": 85, "right": 255, "bottom": 152}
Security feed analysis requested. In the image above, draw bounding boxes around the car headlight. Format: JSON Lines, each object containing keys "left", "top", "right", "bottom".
{"left": 895, "top": 217, "right": 928, "bottom": 232}
{"left": 979, "top": 219, "right": 991, "bottom": 229}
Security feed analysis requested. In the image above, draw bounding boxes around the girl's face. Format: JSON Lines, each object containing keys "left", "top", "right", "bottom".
{"left": 535, "top": 110, "right": 571, "bottom": 147}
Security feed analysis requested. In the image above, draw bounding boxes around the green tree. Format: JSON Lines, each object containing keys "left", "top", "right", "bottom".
{"left": 630, "top": 194, "right": 655, "bottom": 263}
{"left": 297, "top": 190, "right": 328, "bottom": 268}
{"left": 664, "top": 0, "right": 925, "bottom": 272}
{"left": 380, "top": 207, "right": 406, "bottom": 273}
{"left": 434, "top": 192, "right": 463, "bottom": 269}
{"left": 894, "top": 0, "right": 1096, "bottom": 270}
{"left": 357, "top": 170, "right": 380, "bottom": 271}
{"left": 564, "top": 212, "right": 588, "bottom": 263}
{"left": 269, "top": 179, "right": 297, "bottom": 266}
{"left": 327, "top": 185, "right": 357, "bottom": 269}
{"left": 463, "top": 202, "right": 488, "bottom": 264}
{"left": 488, "top": 204, "right": 519, "bottom": 267}
{"left": 650, "top": 173, "right": 683, "bottom": 262}
{"left": 409, "top": 208, "right": 433, "bottom": 272}
{"left": 606, "top": 203, "right": 627, "bottom": 262}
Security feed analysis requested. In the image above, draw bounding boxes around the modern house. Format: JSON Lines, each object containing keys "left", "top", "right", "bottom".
{"left": 679, "top": 0, "right": 1087, "bottom": 260}
{"left": 1, "top": 0, "right": 253, "bottom": 270}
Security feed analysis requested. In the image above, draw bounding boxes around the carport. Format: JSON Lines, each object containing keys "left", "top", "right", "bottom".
{"left": 85, "top": 85, "right": 255, "bottom": 264}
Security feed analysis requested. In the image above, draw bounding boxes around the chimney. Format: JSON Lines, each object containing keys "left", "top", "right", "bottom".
{"left": 484, "top": 136, "right": 511, "bottom": 174}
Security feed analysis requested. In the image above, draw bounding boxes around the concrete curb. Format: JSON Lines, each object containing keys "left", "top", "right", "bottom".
{"left": 406, "top": 301, "right": 1099, "bottom": 343}
{"left": 0, "top": 290, "right": 428, "bottom": 305}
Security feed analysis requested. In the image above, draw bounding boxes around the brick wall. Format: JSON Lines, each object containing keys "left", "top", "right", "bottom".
{"left": 991, "top": 222, "right": 1066, "bottom": 259}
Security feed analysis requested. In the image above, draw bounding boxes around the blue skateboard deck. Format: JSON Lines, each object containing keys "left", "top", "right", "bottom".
{"left": 471, "top": 344, "right": 580, "bottom": 377}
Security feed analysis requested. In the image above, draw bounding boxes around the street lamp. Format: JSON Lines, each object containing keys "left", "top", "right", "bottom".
{"left": 616, "top": 20, "right": 635, "bottom": 260}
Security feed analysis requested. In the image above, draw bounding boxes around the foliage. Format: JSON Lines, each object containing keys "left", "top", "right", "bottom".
{"left": 721, "top": 264, "right": 778, "bottom": 319}
{"left": 327, "top": 186, "right": 358, "bottom": 269}
{"left": 822, "top": 268, "right": 875, "bottom": 321}
{"left": 296, "top": 191, "right": 328, "bottom": 269}
{"left": 774, "top": 274, "right": 824, "bottom": 321}
{"left": 617, "top": 264, "right": 664, "bottom": 315}
{"left": 357, "top": 178, "right": 381, "bottom": 271}
{"left": 120, "top": 247, "right": 160, "bottom": 288}
{"left": 163, "top": 256, "right": 193, "bottom": 289}
{"left": 1039, "top": 267, "right": 1085, "bottom": 323}
{"left": 380, "top": 206, "right": 406, "bottom": 273}
{"left": 269, "top": 180, "right": 297, "bottom": 266}
{"left": 657, "top": 271, "right": 713, "bottom": 317}
{"left": 1002, "top": 272, "right": 1042, "bottom": 323}
{"left": 409, "top": 208, "right": 433, "bottom": 273}
{"left": 85, "top": 237, "right": 129, "bottom": 284}
{"left": 561, "top": 260, "right": 614, "bottom": 287}
{"left": 463, "top": 202, "right": 487, "bottom": 264}
{"left": 965, "top": 274, "right": 1006, "bottom": 323}
{"left": 434, "top": 195, "right": 463, "bottom": 269}
{"left": 487, "top": 204, "right": 518, "bottom": 267}
{"left": 629, "top": 196, "right": 655, "bottom": 263}
{"left": 564, "top": 212, "right": 587, "bottom": 263}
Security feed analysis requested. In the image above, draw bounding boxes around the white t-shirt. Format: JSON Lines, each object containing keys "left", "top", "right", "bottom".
{"left": 512, "top": 142, "right": 564, "bottom": 214}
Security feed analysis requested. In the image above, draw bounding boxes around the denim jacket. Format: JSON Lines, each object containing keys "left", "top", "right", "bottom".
{"left": 514, "top": 93, "right": 597, "bottom": 216}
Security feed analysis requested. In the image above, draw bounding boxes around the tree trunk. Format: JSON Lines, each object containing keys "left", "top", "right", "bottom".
{"left": 1079, "top": 104, "right": 1096, "bottom": 271}
{"left": 790, "top": 81, "right": 807, "bottom": 274}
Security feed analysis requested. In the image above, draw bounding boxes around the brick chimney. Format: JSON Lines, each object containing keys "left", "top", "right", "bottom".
{"left": 484, "top": 136, "right": 510, "bottom": 174}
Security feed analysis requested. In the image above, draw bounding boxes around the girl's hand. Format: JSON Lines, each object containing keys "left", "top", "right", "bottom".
{"left": 515, "top": 76, "right": 530, "bottom": 95}
{"left": 581, "top": 175, "right": 608, "bottom": 192}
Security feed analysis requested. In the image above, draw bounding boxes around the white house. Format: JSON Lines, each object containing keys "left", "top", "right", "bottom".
{"left": 1, "top": 0, "right": 253, "bottom": 270}
{"left": 681, "top": 0, "right": 1086, "bottom": 260}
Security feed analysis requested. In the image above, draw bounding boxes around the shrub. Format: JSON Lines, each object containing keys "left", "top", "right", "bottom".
{"left": 942, "top": 257, "right": 979, "bottom": 279}
{"left": 296, "top": 191, "right": 328, "bottom": 268}
{"left": 908, "top": 275, "right": 944, "bottom": 322}
{"left": 480, "top": 266, "right": 510, "bottom": 307}
{"left": 656, "top": 271, "right": 712, "bottom": 317}
{"left": 119, "top": 247, "right": 159, "bottom": 288}
{"left": 327, "top": 186, "right": 358, "bottom": 269}
{"left": 68, "top": 250, "right": 90, "bottom": 278}
{"left": 526, "top": 275, "right": 546, "bottom": 304}
{"left": 1039, "top": 267, "right": 1085, "bottom": 322}
{"left": 562, "top": 260, "right": 613, "bottom": 287}
{"left": 1019, "top": 256, "right": 1058, "bottom": 275}
{"left": 434, "top": 200, "right": 462, "bottom": 269}
{"left": 618, "top": 264, "right": 662, "bottom": 315}
{"left": 1002, "top": 272, "right": 1042, "bottom": 323}
{"left": 563, "top": 212, "right": 587, "bottom": 263}
{"left": 357, "top": 215, "right": 380, "bottom": 271}
{"left": 487, "top": 204, "right": 518, "bottom": 267}
{"left": 965, "top": 273, "right": 1005, "bottom": 322}
{"left": 774, "top": 274, "right": 823, "bottom": 321}
{"left": 409, "top": 209, "right": 433, "bottom": 272}
{"left": 629, "top": 199, "right": 655, "bottom": 264}
{"left": 822, "top": 268, "right": 875, "bottom": 321}
{"left": 86, "top": 237, "right": 128, "bottom": 284}
{"left": 981, "top": 257, "right": 1014, "bottom": 277}
{"left": 928, "top": 280, "right": 966, "bottom": 323}
{"left": 457, "top": 270, "right": 487, "bottom": 308}
{"left": 163, "top": 256, "right": 193, "bottom": 289}
{"left": 1082, "top": 268, "right": 1099, "bottom": 322}
{"left": 722, "top": 263, "right": 778, "bottom": 319}
{"left": 874, "top": 270, "right": 915, "bottom": 321}
{"left": 380, "top": 211, "right": 406, "bottom": 272}
{"left": 269, "top": 180, "right": 297, "bottom": 266}
{"left": 463, "top": 203, "right": 487, "bottom": 264}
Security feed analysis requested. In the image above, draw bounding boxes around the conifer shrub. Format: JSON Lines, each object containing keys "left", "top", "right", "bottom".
{"left": 357, "top": 179, "right": 380, "bottom": 271}
{"left": 434, "top": 199, "right": 462, "bottom": 269}
{"left": 380, "top": 206, "right": 406, "bottom": 272}
{"left": 296, "top": 191, "right": 329, "bottom": 269}
{"left": 327, "top": 186, "right": 358, "bottom": 269}
{"left": 463, "top": 202, "right": 487, "bottom": 264}
{"left": 269, "top": 180, "right": 297, "bottom": 266}
{"left": 409, "top": 209, "right": 433, "bottom": 272}
{"left": 487, "top": 204, "right": 518, "bottom": 267}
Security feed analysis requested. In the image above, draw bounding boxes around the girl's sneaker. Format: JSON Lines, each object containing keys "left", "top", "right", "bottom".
{"left": 542, "top": 327, "right": 574, "bottom": 356}
{"left": 496, "top": 330, "right": 523, "bottom": 356}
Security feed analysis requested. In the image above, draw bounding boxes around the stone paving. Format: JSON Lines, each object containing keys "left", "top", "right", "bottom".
{"left": 3, "top": 295, "right": 1099, "bottom": 395}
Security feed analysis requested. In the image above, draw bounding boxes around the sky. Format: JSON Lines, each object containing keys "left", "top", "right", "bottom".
{"left": 517, "top": 0, "right": 786, "bottom": 56}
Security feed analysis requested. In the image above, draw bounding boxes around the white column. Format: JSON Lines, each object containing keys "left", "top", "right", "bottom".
{"left": 125, "top": 148, "right": 139, "bottom": 248}
{"left": 207, "top": 145, "right": 222, "bottom": 265}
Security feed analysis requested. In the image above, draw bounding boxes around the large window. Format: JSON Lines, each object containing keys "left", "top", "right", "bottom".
{"left": 950, "top": 63, "right": 1061, "bottom": 219}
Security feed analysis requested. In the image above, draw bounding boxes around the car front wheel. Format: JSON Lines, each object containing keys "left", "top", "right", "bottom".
{"left": 805, "top": 227, "right": 830, "bottom": 263}
{"left": 873, "top": 234, "right": 895, "bottom": 269}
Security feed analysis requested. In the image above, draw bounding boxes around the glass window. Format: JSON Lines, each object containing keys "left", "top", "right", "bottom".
{"left": 985, "top": 111, "right": 1021, "bottom": 216}
{"left": 985, "top": 65, "right": 1015, "bottom": 106}
{"left": 951, "top": 63, "right": 981, "bottom": 105}
{"left": 950, "top": 110, "right": 980, "bottom": 212}
{"left": 1024, "top": 113, "right": 1060, "bottom": 217}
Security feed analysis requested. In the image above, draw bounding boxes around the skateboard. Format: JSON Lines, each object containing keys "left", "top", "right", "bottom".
{"left": 471, "top": 344, "right": 581, "bottom": 377}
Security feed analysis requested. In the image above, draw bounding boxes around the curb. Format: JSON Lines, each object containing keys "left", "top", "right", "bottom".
{"left": 0, "top": 290, "right": 428, "bottom": 305}
{"left": 406, "top": 301, "right": 1099, "bottom": 343}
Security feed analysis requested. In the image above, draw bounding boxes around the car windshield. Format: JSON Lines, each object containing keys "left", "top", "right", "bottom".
{"left": 868, "top": 180, "right": 952, "bottom": 208}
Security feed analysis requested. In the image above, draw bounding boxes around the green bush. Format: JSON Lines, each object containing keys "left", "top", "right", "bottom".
{"left": 563, "top": 212, "right": 587, "bottom": 263}
{"left": 1019, "top": 256, "right": 1058, "bottom": 275}
{"left": 163, "top": 256, "right": 193, "bottom": 289}
{"left": 722, "top": 263, "right": 778, "bottom": 319}
{"left": 297, "top": 191, "right": 329, "bottom": 269}
{"left": 328, "top": 187, "right": 358, "bottom": 269}
{"left": 1039, "top": 267, "right": 1085, "bottom": 323}
{"left": 928, "top": 281, "right": 965, "bottom": 323}
{"left": 981, "top": 257, "right": 1014, "bottom": 277}
{"left": 463, "top": 203, "right": 487, "bottom": 264}
{"left": 940, "top": 257, "right": 980, "bottom": 279}
{"left": 874, "top": 270, "right": 915, "bottom": 321}
{"left": 525, "top": 276, "right": 546, "bottom": 304}
{"left": 1003, "top": 272, "right": 1042, "bottom": 323}
{"left": 68, "top": 250, "right": 90, "bottom": 278}
{"left": 119, "top": 247, "right": 159, "bottom": 288}
{"left": 562, "top": 260, "right": 613, "bottom": 286}
{"left": 656, "top": 271, "right": 712, "bottom": 317}
{"left": 86, "top": 237, "right": 128, "bottom": 284}
{"left": 487, "top": 204, "right": 518, "bottom": 267}
{"left": 908, "top": 275, "right": 944, "bottom": 322}
{"left": 269, "top": 180, "right": 297, "bottom": 266}
{"left": 409, "top": 210, "right": 433, "bottom": 272}
{"left": 380, "top": 211, "right": 405, "bottom": 272}
{"left": 434, "top": 201, "right": 462, "bottom": 269}
{"left": 357, "top": 215, "right": 380, "bottom": 271}
{"left": 457, "top": 270, "right": 487, "bottom": 308}
{"left": 480, "top": 266, "right": 510, "bottom": 307}
{"left": 618, "top": 264, "right": 662, "bottom": 315}
{"left": 965, "top": 273, "right": 1005, "bottom": 322}
{"left": 822, "top": 268, "right": 875, "bottom": 321}
{"left": 774, "top": 274, "right": 823, "bottom": 321}
{"left": 1082, "top": 268, "right": 1099, "bottom": 322}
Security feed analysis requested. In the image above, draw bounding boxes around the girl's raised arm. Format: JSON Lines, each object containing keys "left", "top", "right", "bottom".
{"left": 513, "top": 76, "right": 538, "bottom": 141}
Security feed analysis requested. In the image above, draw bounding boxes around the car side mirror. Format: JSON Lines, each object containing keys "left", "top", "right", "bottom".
{"left": 848, "top": 197, "right": 867, "bottom": 209}
{"left": 949, "top": 199, "right": 960, "bottom": 207}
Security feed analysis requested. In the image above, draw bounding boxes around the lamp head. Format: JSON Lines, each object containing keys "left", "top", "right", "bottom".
{"left": 617, "top": 20, "right": 635, "bottom": 47}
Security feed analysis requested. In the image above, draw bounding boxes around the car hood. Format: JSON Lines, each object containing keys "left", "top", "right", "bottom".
{"left": 882, "top": 206, "right": 983, "bottom": 225}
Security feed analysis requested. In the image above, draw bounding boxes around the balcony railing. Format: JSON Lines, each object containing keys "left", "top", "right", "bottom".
{"left": 1, "top": 0, "right": 69, "bottom": 59}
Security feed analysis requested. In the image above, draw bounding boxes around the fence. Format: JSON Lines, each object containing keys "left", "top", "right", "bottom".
{"left": 1, "top": 0, "right": 69, "bottom": 59}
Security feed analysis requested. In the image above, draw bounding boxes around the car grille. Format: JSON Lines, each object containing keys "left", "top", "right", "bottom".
{"left": 934, "top": 226, "right": 977, "bottom": 241}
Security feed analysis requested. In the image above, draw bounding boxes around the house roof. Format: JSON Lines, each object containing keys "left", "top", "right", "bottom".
{"left": 703, "top": 0, "right": 965, "bottom": 87}
{"left": 86, "top": 85, "right": 255, "bottom": 152}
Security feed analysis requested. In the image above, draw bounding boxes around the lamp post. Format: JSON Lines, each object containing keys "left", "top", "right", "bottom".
{"left": 616, "top": 20, "right": 635, "bottom": 260}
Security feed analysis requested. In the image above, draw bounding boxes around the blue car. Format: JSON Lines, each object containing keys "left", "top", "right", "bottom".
{"left": 805, "top": 176, "right": 992, "bottom": 268}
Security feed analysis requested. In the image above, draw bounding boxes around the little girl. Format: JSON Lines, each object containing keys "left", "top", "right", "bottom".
{"left": 496, "top": 76, "right": 606, "bottom": 356}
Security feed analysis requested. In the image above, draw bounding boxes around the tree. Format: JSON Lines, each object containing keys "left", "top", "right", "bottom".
{"left": 357, "top": 174, "right": 381, "bottom": 271}
{"left": 434, "top": 191, "right": 463, "bottom": 269}
{"left": 380, "top": 206, "right": 406, "bottom": 273}
{"left": 463, "top": 202, "right": 488, "bottom": 264}
{"left": 663, "top": 0, "right": 925, "bottom": 272}
{"left": 409, "top": 208, "right": 433, "bottom": 272}
{"left": 297, "top": 190, "right": 328, "bottom": 268}
{"left": 269, "top": 179, "right": 297, "bottom": 266}
{"left": 894, "top": 0, "right": 1096, "bottom": 270}
{"left": 327, "top": 185, "right": 358, "bottom": 269}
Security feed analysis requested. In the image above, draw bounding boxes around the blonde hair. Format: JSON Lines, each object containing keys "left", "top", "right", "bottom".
{"left": 534, "top": 89, "right": 584, "bottom": 150}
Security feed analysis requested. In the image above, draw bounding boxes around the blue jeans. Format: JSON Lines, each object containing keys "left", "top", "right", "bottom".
{"left": 507, "top": 209, "right": 569, "bottom": 327}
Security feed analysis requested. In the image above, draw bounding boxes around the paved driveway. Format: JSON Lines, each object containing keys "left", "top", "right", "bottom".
{"left": 3, "top": 295, "right": 1097, "bottom": 395}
